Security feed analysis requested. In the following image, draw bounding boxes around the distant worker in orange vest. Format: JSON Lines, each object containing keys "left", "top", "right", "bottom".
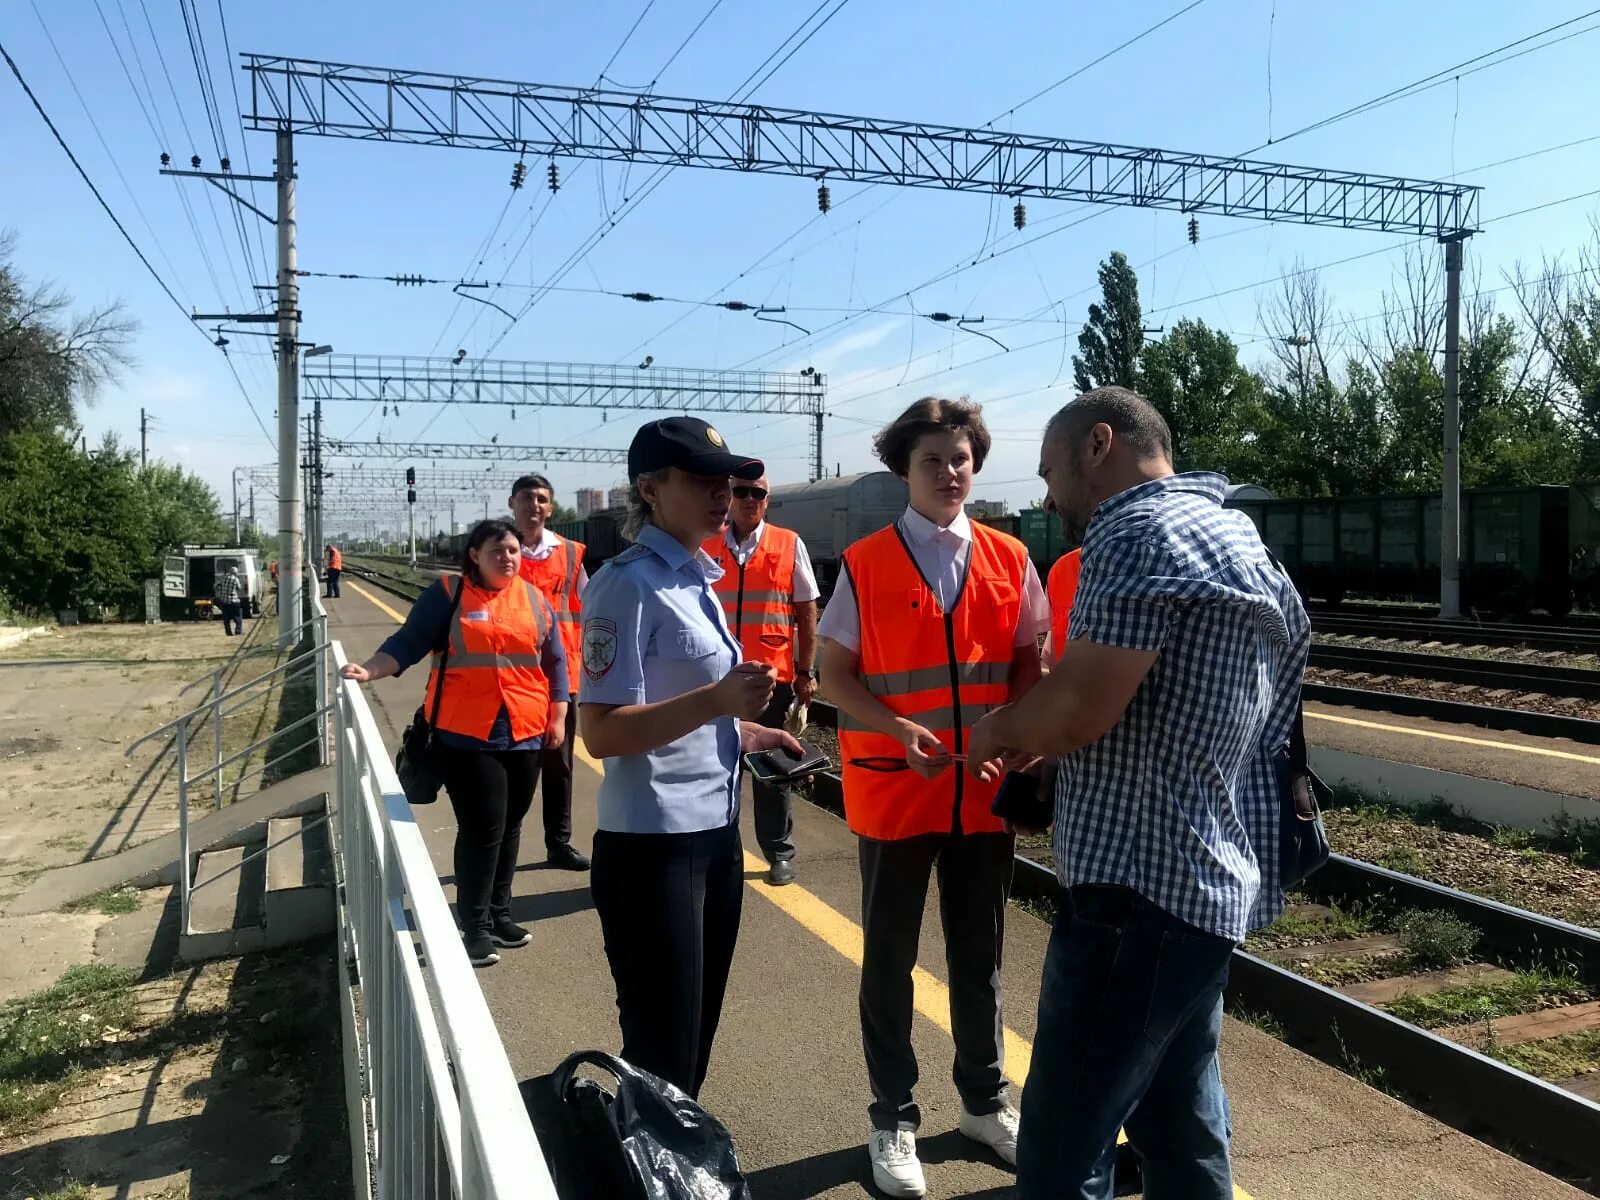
{"left": 339, "top": 519, "right": 570, "bottom": 967}
{"left": 819, "top": 396, "right": 1049, "bottom": 1197}
{"left": 325, "top": 544, "right": 342, "bottom": 598}
{"left": 1046, "top": 546, "right": 1082, "bottom": 662}
{"left": 700, "top": 473, "right": 819, "bottom": 886}
{"left": 510, "top": 472, "right": 591, "bottom": 872}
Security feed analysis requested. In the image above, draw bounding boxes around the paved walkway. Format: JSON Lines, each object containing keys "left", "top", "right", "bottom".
{"left": 330, "top": 580, "right": 1587, "bottom": 1200}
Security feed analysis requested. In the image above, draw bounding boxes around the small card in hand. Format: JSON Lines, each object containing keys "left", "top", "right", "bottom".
{"left": 745, "top": 738, "right": 829, "bottom": 783}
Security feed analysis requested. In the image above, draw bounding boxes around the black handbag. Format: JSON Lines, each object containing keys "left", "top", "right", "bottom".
{"left": 394, "top": 578, "right": 463, "bottom": 806}
{"left": 523, "top": 1051, "right": 753, "bottom": 1200}
{"left": 1277, "top": 697, "right": 1333, "bottom": 890}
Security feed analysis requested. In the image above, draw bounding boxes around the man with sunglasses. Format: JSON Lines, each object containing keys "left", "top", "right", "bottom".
{"left": 701, "top": 473, "right": 820, "bottom": 885}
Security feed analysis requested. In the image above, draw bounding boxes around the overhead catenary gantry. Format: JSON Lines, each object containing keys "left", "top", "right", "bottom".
{"left": 246, "top": 52, "right": 1483, "bottom": 616}
{"left": 322, "top": 439, "right": 628, "bottom": 464}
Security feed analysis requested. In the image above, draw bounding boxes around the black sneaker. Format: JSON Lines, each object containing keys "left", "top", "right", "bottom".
{"left": 547, "top": 842, "right": 591, "bottom": 871}
{"left": 463, "top": 932, "right": 500, "bottom": 966}
{"left": 489, "top": 919, "right": 532, "bottom": 948}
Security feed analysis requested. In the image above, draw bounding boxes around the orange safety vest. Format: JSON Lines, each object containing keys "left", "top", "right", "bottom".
{"left": 519, "top": 534, "right": 586, "bottom": 697}
{"left": 1047, "top": 547, "right": 1082, "bottom": 662}
{"left": 327, "top": 547, "right": 343, "bottom": 571}
{"left": 838, "top": 521, "right": 1027, "bottom": 840}
{"left": 424, "top": 575, "right": 554, "bottom": 742}
{"left": 702, "top": 523, "right": 799, "bottom": 683}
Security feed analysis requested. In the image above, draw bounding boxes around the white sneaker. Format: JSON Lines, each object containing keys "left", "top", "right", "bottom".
{"left": 868, "top": 1128, "right": 927, "bottom": 1197}
{"left": 958, "top": 1104, "right": 1020, "bottom": 1165}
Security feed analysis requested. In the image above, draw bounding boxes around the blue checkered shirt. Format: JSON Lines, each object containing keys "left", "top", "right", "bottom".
{"left": 1052, "top": 473, "right": 1310, "bottom": 941}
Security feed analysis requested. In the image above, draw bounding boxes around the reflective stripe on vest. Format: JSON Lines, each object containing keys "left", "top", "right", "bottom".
{"left": 519, "top": 535, "right": 585, "bottom": 696}
{"left": 837, "top": 522, "right": 1027, "bottom": 841}
{"left": 424, "top": 575, "right": 554, "bottom": 741}
{"left": 1048, "top": 547, "right": 1082, "bottom": 662}
{"left": 702, "top": 524, "right": 799, "bottom": 682}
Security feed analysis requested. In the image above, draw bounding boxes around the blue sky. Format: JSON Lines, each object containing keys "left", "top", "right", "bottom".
{"left": 5, "top": 1, "right": 1600, "bottom": 532}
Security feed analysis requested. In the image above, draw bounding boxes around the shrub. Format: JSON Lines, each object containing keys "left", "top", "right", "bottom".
{"left": 1397, "top": 910, "right": 1480, "bottom": 970}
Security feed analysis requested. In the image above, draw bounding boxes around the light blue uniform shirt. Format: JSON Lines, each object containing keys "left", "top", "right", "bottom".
{"left": 579, "top": 523, "right": 743, "bottom": 834}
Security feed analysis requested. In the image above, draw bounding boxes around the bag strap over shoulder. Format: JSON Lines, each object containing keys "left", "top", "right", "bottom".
{"left": 1260, "top": 548, "right": 1311, "bottom": 775}
{"left": 426, "top": 576, "right": 466, "bottom": 733}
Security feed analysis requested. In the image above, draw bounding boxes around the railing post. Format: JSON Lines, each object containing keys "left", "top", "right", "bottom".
{"left": 212, "top": 667, "right": 225, "bottom": 809}
{"left": 315, "top": 615, "right": 330, "bottom": 766}
{"left": 177, "top": 720, "right": 192, "bottom": 936}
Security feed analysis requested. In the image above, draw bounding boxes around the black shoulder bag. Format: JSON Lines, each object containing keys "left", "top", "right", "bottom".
{"left": 1265, "top": 552, "right": 1332, "bottom": 889}
{"left": 395, "top": 577, "right": 464, "bottom": 807}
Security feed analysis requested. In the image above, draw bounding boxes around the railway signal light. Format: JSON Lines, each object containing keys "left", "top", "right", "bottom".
{"left": 817, "top": 182, "right": 830, "bottom": 214}
{"left": 511, "top": 161, "right": 527, "bottom": 189}
{"left": 548, "top": 162, "right": 560, "bottom": 192}
{"left": 407, "top": 488, "right": 416, "bottom": 504}
{"left": 405, "top": 467, "right": 415, "bottom": 486}
{"left": 1187, "top": 215, "right": 1199, "bottom": 244}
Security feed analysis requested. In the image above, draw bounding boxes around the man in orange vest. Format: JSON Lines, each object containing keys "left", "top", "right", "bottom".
{"left": 511, "top": 473, "right": 591, "bottom": 871}
{"left": 701, "top": 473, "right": 820, "bottom": 885}
{"left": 819, "top": 397, "right": 1049, "bottom": 1197}
{"left": 324, "top": 544, "right": 342, "bottom": 598}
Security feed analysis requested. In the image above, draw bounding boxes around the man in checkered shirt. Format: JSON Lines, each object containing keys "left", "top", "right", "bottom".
{"left": 968, "top": 387, "right": 1309, "bottom": 1200}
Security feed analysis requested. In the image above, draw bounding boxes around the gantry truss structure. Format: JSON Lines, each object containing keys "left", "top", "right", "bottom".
{"left": 322, "top": 439, "right": 628, "bottom": 464}
{"left": 245, "top": 56, "right": 1479, "bottom": 238}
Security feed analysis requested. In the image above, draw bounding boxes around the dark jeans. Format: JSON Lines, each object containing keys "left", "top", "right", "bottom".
{"left": 590, "top": 823, "right": 743, "bottom": 1099}
{"left": 437, "top": 748, "right": 539, "bottom": 936}
{"left": 859, "top": 830, "right": 1014, "bottom": 1131}
{"left": 326, "top": 568, "right": 341, "bottom": 597}
{"left": 539, "top": 703, "right": 578, "bottom": 852}
{"left": 752, "top": 682, "right": 796, "bottom": 864}
{"left": 1016, "top": 885, "right": 1236, "bottom": 1200}
{"left": 219, "top": 602, "right": 243, "bottom": 635}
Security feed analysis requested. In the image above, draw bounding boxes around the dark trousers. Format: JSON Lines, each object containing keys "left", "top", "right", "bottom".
{"left": 326, "top": 568, "right": 341, "bottom": 597}
{"left": 438, "top": 748, "right": 539, "bottom": 935}
{"left": 538, "top": 703, "right": 578, "bottom": 852}
{"left": 859, "top": 830, "right": 1015, "bottom": 1131}
{"left": 590, "top": 823, "right": 743, "bottom": 1099}
{"left": 219, "top": 602, "right": 243, "bottom": 635}
{"left": 752, "top": 682, "right": 796, "bottom": 864}
{"left": 1016, "top": 886, "right": 1236, "bottom": 1200}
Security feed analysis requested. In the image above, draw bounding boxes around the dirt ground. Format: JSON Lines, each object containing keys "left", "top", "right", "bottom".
{"left": 0, "top": 618, "right": 350, "bottom": 1200}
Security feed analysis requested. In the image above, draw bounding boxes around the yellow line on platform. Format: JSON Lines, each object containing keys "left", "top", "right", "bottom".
{"left": 1308, "top": 709, "right": 1600, "bottom": 765}
{"left": 344, "top": 580, "right": 408, "bottom": 624}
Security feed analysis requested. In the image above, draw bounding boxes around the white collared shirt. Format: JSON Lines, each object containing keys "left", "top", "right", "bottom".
{"left": 522, "top": 527, "right": 590, "bottom": 599}
{"left": 723, "top": 520, "right": 821, "bottom": 603}
{"left": 816, "top": 506, "right": 1049, "bottom": 652}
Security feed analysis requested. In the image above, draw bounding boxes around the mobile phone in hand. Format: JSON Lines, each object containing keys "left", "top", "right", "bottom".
{"left": 989, "top": 770, "right": 1053, "bottom": 830}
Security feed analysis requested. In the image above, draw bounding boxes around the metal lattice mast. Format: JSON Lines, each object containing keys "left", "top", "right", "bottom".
{"left": 322, "top": 440, "right": 629, "bottom": 464}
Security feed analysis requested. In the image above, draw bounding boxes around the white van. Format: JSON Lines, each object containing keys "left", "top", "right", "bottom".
{"left": 162, "top": 545, "right": 265, "bottom": 620}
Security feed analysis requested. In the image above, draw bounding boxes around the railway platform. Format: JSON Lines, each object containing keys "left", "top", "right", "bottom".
{"left": 329, "top": 575, "right": 1589, "bottom": 1198}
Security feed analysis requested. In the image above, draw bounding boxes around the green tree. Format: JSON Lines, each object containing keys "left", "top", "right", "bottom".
{"left": 550, "top": 501, "right": 579, "bottom": 524}
{"left": 1072, "top": 251, "right": 1144, "bottom": 393}
{"left": 1138, "top": 318, "right": 1264, "bottom": 475}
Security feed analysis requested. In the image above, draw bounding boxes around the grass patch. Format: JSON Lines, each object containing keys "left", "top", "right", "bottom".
{"left": 1231, "top": 1008, "right": 1287, "bottom": 1039}
{"left": 1297, "top": 956, "right": 1399, "bottom": 988}
{"left": 1493, "top": 1028, "right": 1600, "bottom": 1082}
{"left": 0, "top": 964, "right": 136, "bottom": 1129}
{"left": 1011, "top": 895, "right": 1057, "bottom": 923}
{"left": 62, "top": 886, "right": 140, "bottom": 916}
{"left": 1247, "top": 900, "right": 1375, "bottom": 951}
{"left": 1395, "top": 910, "right": 1480, "bottom": 969}
{"left": 1385, "top": 968, "right": 1591, "bottom": 1029}
{"left": 6, "top": 1181, "right": 97, "bottom": 1200}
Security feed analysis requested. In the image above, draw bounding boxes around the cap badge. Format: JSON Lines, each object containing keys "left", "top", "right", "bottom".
{"left": 706, "top": 427, "right": 725, "bottom": 447}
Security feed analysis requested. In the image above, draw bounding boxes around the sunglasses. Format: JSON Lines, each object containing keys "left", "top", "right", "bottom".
{"left": 732, "top": 486, "right": 768, "bottom": 500}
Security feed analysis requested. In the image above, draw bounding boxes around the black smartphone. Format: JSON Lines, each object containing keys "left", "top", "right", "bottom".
{"left": 990, "top": 770, "right": 1053, "bottom": 829}
{"left": 744, "top": 738, "right": 829, "bottom": 783}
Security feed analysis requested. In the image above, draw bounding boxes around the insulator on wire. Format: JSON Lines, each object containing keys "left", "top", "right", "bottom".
{"left": 817, "top": 183, "right": 830, "bottom": 214}
{"left": 548, "top": 162, "right": 560, "bottom": 192}
{"left": 1013, "top": 200, "right": 1026, "bottom": 231}
{"left": 160, "top": 152, "right": 171, "bottom": 167}
{"left": 220, "top": 157, "right": 232, "bottom": 172}
{"left": 190, "top": 155, "right": 201, "bottom": 170}
{"left": 511, "top": 161, "right": 527, "bottom": 189}
{"left": 1187, "top": 216, "right": 1200, "bottom": 244}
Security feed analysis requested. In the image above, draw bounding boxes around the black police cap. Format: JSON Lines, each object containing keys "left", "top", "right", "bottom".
{"left": 627, "top": 417, "right": 764, "bottom": 481}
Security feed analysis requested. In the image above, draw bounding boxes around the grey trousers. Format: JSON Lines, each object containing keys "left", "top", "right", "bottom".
{"left": 752, "top": 682, "right": 796, "bottom": 864}
{"left": 858, "top": 829, "right": 1015, "bottom": 1131}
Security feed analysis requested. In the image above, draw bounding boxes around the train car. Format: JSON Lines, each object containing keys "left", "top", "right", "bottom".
{"left": 766, "top": 472, "right": 909, "bottom": 592}
{"left": 1226, "top": 484, "right": 1571, "bottom": 615}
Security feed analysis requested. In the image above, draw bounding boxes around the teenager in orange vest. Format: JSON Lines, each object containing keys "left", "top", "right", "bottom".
{"left": 818, "top": 397, "right": 1049, "bottom": 1197}
{"left": 510, "top": 472, "right": 591, "bottom": 871}
{"left": 700, "top": 473, "right": 819, "bottom": 885}
{"left": 340, "top": 519, "right": 570, "bottom": 967}
{"left": 324, "top": 544, "right": 342, "bottom": 598}
{"left": 1047, "top": 545, "right": 1083, "bottom": 662}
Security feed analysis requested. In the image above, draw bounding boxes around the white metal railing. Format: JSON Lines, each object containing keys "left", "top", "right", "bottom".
{"left": 328, "top": 639, "right": 557, "bottom": 1199}
{"left": 124, "top": 597, "right": 332, "bottom": 936}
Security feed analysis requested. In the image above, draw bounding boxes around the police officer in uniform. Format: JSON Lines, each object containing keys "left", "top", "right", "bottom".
{"left": 510, "top": 472, "right": 592, "bottom": 870}
{"left": 580, "top": 417, "right": 802, "bottom": 1100}
{"left": 701, "top": 473, "right": 820, "bottom": 885}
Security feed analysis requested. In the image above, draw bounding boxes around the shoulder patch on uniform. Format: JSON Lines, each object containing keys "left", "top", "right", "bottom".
{"left": 583, "top": 617, "right": 618, "bottom": 681}
{"left": 611, "top": 543, "right": 650, "bottom": 565}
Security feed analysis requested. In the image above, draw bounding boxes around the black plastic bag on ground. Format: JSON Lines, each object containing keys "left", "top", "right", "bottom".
{"left": 522, "top": 1050, "right": 754, "bottom": 1200}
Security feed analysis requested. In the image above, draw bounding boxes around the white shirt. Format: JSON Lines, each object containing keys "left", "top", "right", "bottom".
{"left": 817, "top": 506, "right": 1050, "bottom": 652}
{"left": 522, "top": 527, "right": 590, "bottom": 599}
{"left": 724, "top": 520, "right": 821, "bottom": 603}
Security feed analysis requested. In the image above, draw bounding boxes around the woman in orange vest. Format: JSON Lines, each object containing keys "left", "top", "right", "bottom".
{"left": 339, "top": 519, "right": 570, "bottom": 967}
{"left": 818, "top": 396, "right": 1049, "bottom": 1198}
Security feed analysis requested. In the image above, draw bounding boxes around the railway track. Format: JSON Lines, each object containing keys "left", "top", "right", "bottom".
{"left": 1309, "top": 644, "right": 1600, "bottom": 698}
{"left": 1313, "top": 611, "right": 1600, "bottom": 654}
